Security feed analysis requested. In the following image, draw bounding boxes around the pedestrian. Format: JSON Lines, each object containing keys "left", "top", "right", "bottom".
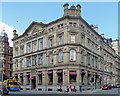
{"left": 69, "top": 85, "right": 72, "bottom": 92}
{"left": 80, "top": 84, "right": 82, "bottom": 92}
{"left": 60, "top": 85, "right": 62, "bottom": 92}
{"left": 65, "top": 85, "right": 69, "bottom": 92}
{"left": 73, "top": 85, "right": 77, "bottom": 92}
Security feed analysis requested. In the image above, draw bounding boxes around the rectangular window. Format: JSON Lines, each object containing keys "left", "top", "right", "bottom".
{"left": 34, "top": 43, "right": 37, "bottom": 51}
{"left": 22, "top": 59, "right": 24, "bottom": 67}
{"left": 16, "top": 60, "right": 18, "bottom": 68}
{"left": 16, "top": 49, "right": 18, "bottom": 56}
{"left": 29, "top": 57, "right": 31, "bottom": 66}
{"left": 50, "top": 39, "right": 53, "bottom": 47}
{"left": 71, "top": 35, "right": 75, "bottom": 43}
{"left": 35, "top": 55, "right": 38, "bottom": 65}
{"left": 40, "top": 41, "right": 43, "bottom": 50}
{"left": 50, "top": 53, "right": 53, "bottom": 63}
{"left": 59, "top": 36, "right": 63, "bottom": 45}
{"left": 40, "top": 54, "right": 43, "bottom": 64}
{"left": 29, "top": 45, "right": 31, "bottom": 53}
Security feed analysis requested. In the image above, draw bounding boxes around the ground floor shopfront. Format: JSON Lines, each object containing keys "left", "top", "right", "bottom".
{"left": 13, "top": 66, "right": 118, "bottom": 91}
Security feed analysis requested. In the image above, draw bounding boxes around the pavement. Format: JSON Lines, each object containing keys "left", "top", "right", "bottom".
{"left": 9, "top": 88, "right": 102, "bottom": 94}
{"left": 4, "top": 88, "right": 120, "bottom": 96}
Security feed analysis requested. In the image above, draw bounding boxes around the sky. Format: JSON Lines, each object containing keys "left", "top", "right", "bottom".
{"left": 0, "top": 2, "right": 118, "bottom": 46}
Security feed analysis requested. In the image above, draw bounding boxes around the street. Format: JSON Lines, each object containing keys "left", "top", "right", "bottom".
{"left": 3, "top": 88, "right": 120, "bottom": 96}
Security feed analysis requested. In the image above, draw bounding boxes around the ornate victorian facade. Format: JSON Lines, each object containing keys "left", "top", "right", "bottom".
{"left": 12, "top": 3, "right": 120, "bottom": 91}
{"left": 0, "top": 28, "right": 13, "bottom": 77}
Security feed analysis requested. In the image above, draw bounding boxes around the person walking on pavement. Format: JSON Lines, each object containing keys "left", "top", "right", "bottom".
{"left": 80, "top": 84, "right": 82, "bottom": 92}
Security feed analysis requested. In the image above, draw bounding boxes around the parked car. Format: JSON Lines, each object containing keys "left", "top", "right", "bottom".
{"left": 117, "top": 84, "right": 120, "bottom": 88}
{"left": 102, "top": 85, "right": 109, "bottom": 90}
{"left": 102, "top": 85, "right": 112, "bottom": 90}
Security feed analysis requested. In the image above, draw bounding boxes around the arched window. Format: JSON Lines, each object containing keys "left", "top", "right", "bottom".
{"left": 70, "top": 49, "right": 76, "bottom": 61}
{"left": 59, "top": 50, "right": 63, "bottom": 62}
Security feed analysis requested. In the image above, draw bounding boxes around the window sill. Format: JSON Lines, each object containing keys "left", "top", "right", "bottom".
{"left": 70, "top": 60, "right": 76, "bottom": 62}
{"left": 48, "top": 83, "right": 53, "bottom": 85}
{"left": 70, "top": 81, "right": 76, "bottom": 82}
{"left": 38, "top": 84, "right": 42, "bottom": 85}
{"left": 58, "top": 61, "right": 63, "bottom": 63}
{"left": 57, "top": 83, "right": 63, "bottom": 85}
{"left": 26, "top": 84, "right": 30, "bottom": 85}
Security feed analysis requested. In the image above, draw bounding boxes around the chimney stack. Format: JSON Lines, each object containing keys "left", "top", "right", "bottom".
{"left": 101, "top": 34, "right": 104, "bottom": 38}
{"left": 13, "top": 29, "right": 18, "bottom": 38}
{"left": 63, "top": 3, "right": 81, "bottom": 17}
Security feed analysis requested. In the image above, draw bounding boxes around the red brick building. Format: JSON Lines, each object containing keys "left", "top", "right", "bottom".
{"left": 0, "top": 27, "right": 13, "bottom": 77}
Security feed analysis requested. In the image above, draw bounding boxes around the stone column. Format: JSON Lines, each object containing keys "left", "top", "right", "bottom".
{"left": 18, "top": 74, "right": 20, "bottom": 84}
{"left": 63, "top": 69, "right": 69, "bottom": 85}
{"left": 53, "top": 70, "right": 57, "bottom": 85}
{"left": 84, "top": 51, "right": 87, "bottom": 67}
{"left": 84, "top": 71, "right": 88, "bottom": 85}
{"left": 36, "top": 74, "right": 38, "bottom": 90}
{"left": 77, "top": 69, "right": 80, "bottom": 84}
{"left": 30, "top": 73, "right": 32, "bottom": 90}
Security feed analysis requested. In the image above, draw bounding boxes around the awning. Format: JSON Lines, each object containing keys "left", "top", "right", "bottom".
{"left": 88, "top": 72, "right": 92, "bottom": 75}
{"left": 13, "top": 74, "right": 18, "bottom": 77}
{"left": 29, "top": 77, "right": 35, "bottom": 80}
{"left": 20, "top": 74, "right": 23, "bottom": 76}
{"left": 38, "top": 72, "right": 42, "bottom": 75}
{"left": 57, "top": 70, "right": 63, "bottom": 73}
{"left": 93, "top": 74, "right": 99, "bottom": 76}
{"left": 26, "top": 73, "right": 30, "bottom": 76}
{"left": 47, "top": 71, "right": 53, "bottom": 74}
{"left": 81, "top": 71, "right": 86, "bottom": 74}
{"left": 70, "top": 72, "right": 77, "bottom": 75}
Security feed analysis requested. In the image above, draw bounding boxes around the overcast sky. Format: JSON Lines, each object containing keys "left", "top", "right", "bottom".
{"left": 1, "top": 2, "right": 118, "bottom": 47}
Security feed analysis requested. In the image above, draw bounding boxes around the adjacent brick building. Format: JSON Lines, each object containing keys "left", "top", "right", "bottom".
{"left": 0, "top": 27, "right": 13, "bottom": 77}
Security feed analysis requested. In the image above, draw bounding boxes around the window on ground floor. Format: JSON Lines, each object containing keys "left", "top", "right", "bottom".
{"left": 69, "top": 71, "right": 77, "bottom": 82}
{"left": 57, "top": 70, "right": 63, "bottom": 84}
{"left": 47, "top": 71, "right": 53, "bottom": 85}
{"left": 26, "top": 75, "right": 30, "bottom": 85}
{"left": 81, "top": 71, "right": 85, "bottom": 85}
{"left": 20, "top": 75, "right": 23, "bottom": 84}
{"left": 38, "top": 72, "right": 42, "bottom": 85}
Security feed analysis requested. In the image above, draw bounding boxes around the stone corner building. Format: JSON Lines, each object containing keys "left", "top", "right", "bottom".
{"left": 12, "top": 3, "right": 120, "bottom": 91}
{"left": 0, "top": 28, "right": 13, "bottom": 77}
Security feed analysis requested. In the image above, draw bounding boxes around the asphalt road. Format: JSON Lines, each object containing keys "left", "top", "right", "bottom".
{"left": 3, "top": 88, "right": 120, "bottom": 96}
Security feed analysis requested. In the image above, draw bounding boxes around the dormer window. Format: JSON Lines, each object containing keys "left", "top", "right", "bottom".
{"left": 58, "top": 25, "right": 60, "bottom": 29}
{"left": 73, "top": 23, "right": 76, "bottom": 27}
{"left": 61, "top": 24, "right": 63, "bottom": 28}
{"left": 69, "top": 22, "right": 72, "bottom": 26}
